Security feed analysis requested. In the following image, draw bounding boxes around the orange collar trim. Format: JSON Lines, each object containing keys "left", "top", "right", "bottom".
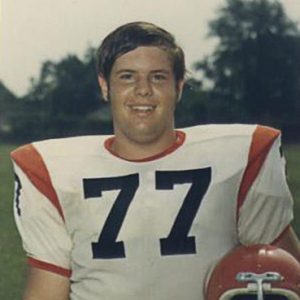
{"left": 104, "top": 130, "right": 186, "bottom": 162}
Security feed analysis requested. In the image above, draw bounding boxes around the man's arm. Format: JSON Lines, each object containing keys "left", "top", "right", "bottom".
{"left": 23, "top": 267, "right": 70, "bottom": 300}
{"left": 272, "top": 225, "right": 300, "bottom": 262}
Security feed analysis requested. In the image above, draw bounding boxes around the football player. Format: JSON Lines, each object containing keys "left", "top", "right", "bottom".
{"left": 11, "top": 21, "right": 300, "bottom": 300}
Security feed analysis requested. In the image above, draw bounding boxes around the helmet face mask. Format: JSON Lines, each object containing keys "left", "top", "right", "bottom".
{"left": 218, "top": 284, "right": 298, "bottom": 300}
{"left": 205, "top": 245, "right": 300, "bottom": 300}
{"left": 227, "top": 295, "right": 291, "bottom": 300}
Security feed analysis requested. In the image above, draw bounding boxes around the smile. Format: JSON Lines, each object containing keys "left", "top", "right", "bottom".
{"left": 129, "top": 105, "right": 156, "bottom": 112}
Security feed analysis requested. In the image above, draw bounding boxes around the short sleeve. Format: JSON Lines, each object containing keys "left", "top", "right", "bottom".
{"left": 238, "top": 132, "right": 294, "bottom": 245}
{"left": 11, "top": 149, "right": 72, "bottom": 277}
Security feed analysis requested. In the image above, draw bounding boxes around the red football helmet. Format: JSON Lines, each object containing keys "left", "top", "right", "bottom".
{"left": 205, "top": 244, "right": 300, "bottom": 300}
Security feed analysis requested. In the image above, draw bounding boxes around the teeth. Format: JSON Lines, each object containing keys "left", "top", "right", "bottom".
{"left": 131, "top": 105, "right": 154, "bottom": 112}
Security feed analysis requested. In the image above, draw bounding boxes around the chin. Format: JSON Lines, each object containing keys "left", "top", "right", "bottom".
{"left": 126, "top": 127, "right": 163, "bottom": 144}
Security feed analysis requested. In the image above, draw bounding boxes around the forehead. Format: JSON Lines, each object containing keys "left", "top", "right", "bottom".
{"left": 112, "top": 46, "right": 173, "bottom": 72}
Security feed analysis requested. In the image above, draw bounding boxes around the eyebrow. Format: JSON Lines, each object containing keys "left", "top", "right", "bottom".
{"left": 115, "top": 69, "right": 136, "bottom": 75}
{"left": 115, "top": 69, "right": 171, "bottom": 75}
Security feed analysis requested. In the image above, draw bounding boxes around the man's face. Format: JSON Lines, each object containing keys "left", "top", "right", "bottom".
{"left": 99, "top": 46, "right": 184, "bottom": 145}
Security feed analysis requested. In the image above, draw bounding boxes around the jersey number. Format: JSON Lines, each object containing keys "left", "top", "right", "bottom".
{"left": 83, "top": 168, "right": 211, "bottom": 259}
{"left": 14, "top": 173, "right": 22, "bottom": 216}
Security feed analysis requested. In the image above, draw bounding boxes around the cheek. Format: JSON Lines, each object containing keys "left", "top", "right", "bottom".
{"left": 109, "top": 84, "right": 132, "bottom": 102}
{"left": 110, "top": 98, "right": 125, "bottom": 117}
{"left": 160, "top": 88, "right": 178, "bottom": 106}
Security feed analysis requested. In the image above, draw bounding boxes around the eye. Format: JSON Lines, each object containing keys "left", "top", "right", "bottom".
{"left": 152, "top": 73, "right": 168, "bottom": 82}
{"left": 117, "top": 71, "right": 136, "bottom": 84}
{"left": 119, "top": 73, "right": 134, "bottom": 81}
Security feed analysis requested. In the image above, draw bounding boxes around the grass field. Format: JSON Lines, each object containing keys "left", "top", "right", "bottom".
{"left": 0, "top": 143, "right": 299, "bottom": 298}
{"left": 0, "top": 144, "right": 26, "bottom": 299}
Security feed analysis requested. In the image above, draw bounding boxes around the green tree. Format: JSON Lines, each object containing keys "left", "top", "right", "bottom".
{"left": 0, "top": 81, "right": 18, "bottom": 140}
{"left": 195, "top": 0, "right": 300, "bottom": 129}
{"left": 175, "top": 79, "right": 210, "bottom": 127}
{"left": 11, "top": 48, "right": 112, "bottom": 141}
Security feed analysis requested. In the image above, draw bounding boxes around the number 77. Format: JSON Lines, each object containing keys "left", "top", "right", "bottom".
{"left": 83, "top": 167, "right": 211, "bottom": 259}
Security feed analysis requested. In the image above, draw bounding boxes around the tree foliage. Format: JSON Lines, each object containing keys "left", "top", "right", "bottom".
{"left": 0, "top": 82, "right": 18, "bottom": 138}
{"left": 7, "top": 48, "right": 113, "bottom": 142}
{"left": 195, "top": 0, "right": 300, "bottom": 130}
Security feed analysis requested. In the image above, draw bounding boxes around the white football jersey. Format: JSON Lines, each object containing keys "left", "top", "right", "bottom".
{"left": 11, "top": 124, "right": 294, "bottom": 300}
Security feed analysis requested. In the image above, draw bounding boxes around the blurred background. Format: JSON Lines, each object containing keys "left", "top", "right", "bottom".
{"left": 0, "top": 0, "right": 300, "bottom": 298}
{"left": 1, "top": 0, "right": 300, "bottom": 141}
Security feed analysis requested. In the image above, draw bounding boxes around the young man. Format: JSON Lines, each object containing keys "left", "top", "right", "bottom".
{"left": 11, "top": 22, "right": 300, "bottom": 300}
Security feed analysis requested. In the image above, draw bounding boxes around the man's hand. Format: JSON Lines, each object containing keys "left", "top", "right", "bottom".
{"left": 272, "top": 225, "right": 300, "bottom": 262}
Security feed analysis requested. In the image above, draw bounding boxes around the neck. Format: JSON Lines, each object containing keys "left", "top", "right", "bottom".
{"left": 110, "top": 130, "right": 178, "bottom": 161}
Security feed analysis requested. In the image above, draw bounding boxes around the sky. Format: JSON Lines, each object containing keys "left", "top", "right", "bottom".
{"left": 1, "top": 0, "right": 300, "bottom": 96}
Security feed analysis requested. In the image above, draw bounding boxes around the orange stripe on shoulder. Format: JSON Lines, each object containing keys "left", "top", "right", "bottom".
{"left": 237, "top": 125, "right": 280, "bottom": 216}
{"left": 11, "top": 144, "right": 65, "bottom": 220}
{"left": 28, "top": 257, "right": 71, "bottom": 278}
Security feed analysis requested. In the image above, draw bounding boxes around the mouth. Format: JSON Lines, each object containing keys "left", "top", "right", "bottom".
{"left": 128, "top": 104, "right": 156, "bottom": 114}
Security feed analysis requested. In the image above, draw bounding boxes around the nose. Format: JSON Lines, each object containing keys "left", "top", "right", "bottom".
{"left": 135, "top": 77, "right": 153, "bottom": 97}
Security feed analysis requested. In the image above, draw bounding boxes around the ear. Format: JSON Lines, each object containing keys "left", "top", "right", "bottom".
{"left": 98, "top": 74, "right": 109, "bottom": 101}
{"left": 176, "top": 79, "right": 185, "bottom": 102}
